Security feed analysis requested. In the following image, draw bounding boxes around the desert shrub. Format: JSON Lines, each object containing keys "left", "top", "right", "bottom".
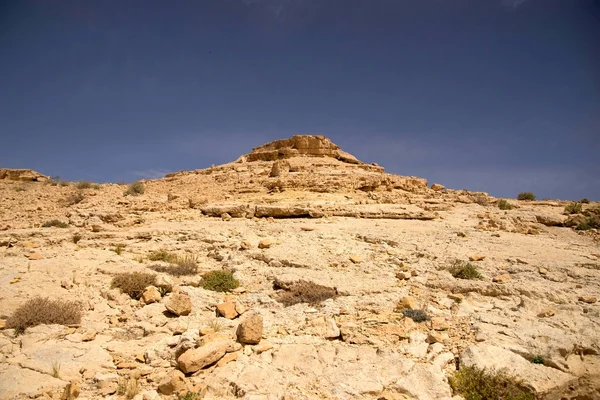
{"left": 580, "top": 198, "right": 590, "bottom": 204}
{"left": 117, "top": 377, "right": 140, "bottom": 399}
{"left": 110, "top": 244, "right": 126, "bottom": 255}
{"left": 449, "top": 260, "right": 482, "bottom": 280}
{"left": 564, "top": 202, "right": 582, "bottom": 215}
{"left": 72, "top": 233, "right": 82, "bottom": 244}
{"left": 64, "top": 191, "right": 84, "bottom": 206}
{"left": 111, "top": 272, "right": 156, "bottom": 299}
{"left": 74, "top": 181, "right": 99, "bottom": 190}
{"left": 6, "top": 297, "right": 82, "bottom": 335}
{"left": 202, "top": 270, "right": 239, "bottom": 292}
{"left": 150, "top": 255, "right": 198, "bottom": 276}
{"left": 148, "top": 249, "right": 178, "bottom": 263}
{"left": 497, "top": 199, "right": 513, "bottom": 210}
{"left": 401, "top": 309, "right": 430, "bottom": 323}
{"left": 473, "top": 195, "right": 489, "bottom": 206}
{"left": 576, "top": 222, "right": 593, "bottom": 231}
{"left": 517, "top": 192, "right": 536, "bottom": 201}
{"left": 449, "top": 366, "right": 534, "bottom": 400}
{"left": 42, "top": 219, "right": 69, "bottom": 228}
{"left": 177, "top": 392, "right": 204, "bottom": 400}
{"left": 531, "top": 355, "right": 545, "bottom": 365}
{"left": 124, "top": 181, "right": 145, "bottom": 196}
{"left": 274, "top": 279, "right": 338, "bottom": 306}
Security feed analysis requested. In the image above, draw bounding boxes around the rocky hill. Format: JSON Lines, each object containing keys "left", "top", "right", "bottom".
{"left": 0, "top": 135, "right": 599, "bottom": 400}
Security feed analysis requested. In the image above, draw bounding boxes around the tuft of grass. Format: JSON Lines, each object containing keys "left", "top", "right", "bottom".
{"left": 208, "top": 320, "right": 223, "bottom": 332}
{"left": 117, "top": 377, "right": 140, "bottom": 399}
{"left": 274, "top": 279, "right": 338, "bottom": 306}
{"left": 150, "top": 255, "right": 198, "bottom": 276}
{"left": 564, "top": 202, "right": 582, "bottom": 215}
{"left": 64, "top": 191, "right": 84, "bottom": 206}
{"left": 74, "top": 181, "right": 99, "bottom": 190}
{"left": 449, "top": 365, "right": 534, "bottom": 400}
{"left": 148, "top": 249, "right": 178, "bottom": 263}
{"left": 177, "top": 393, "right": 204, "bottom": 400}
{"left": 51, "top": 361, "right": 61, "bottom": 378}
{"left": 6, "top": 297, "right": 82, "bottom": 335}
{"left": 72, "top": 233, "right": 82, "bottom": 244}
{"left": 497, "top": 199, "right": 513, "bottom": 210}
{"left": 111, "top": 272, "right": 156, "bottom": 299}
{"left": 449, "top": 260, "right": 483, "bottom": 280}
{"left": 202, "top": 270, "right": 240, "bottom": 292}
{"left": 110, "top": 244, "right": 126, "bottom": 255}
{"left": 124, "top": 181, "right": 145, "bottom": 196}
{"left": 401, "top": 309, "right": 430, "bottom": 323}
{"left": 42, "top": 219, "right": 69, "bottom": 228}
{"left": 531, "top": 355, "right": 545, "bottom": 365}
{"left": 517, "top": 192, "right": 536, "bottom": 201}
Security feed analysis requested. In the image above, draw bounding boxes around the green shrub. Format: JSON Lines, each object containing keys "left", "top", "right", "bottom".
{"left": 580, "top": 198, "right": 590, "bottom": 204}
{"left": 177, "top": 392, "right": 204, "bottom": 400}
{"left": 74, "top": 181, "right": 97, "bottom": 190}
{"left": 42, "top": 219, "right": 69, "bottom": 228}
{"left": 497, "top": 199, "right": 513, "bottom": 210}
{"left": 110, "top": 244, "right": 126, "bottom": 255}
{"left": 150, "top": 255, "right": 198, "bottom": 276}
{"left": 124, "top": 181, "right": 145, "bottom": 196}
{"left": 449, "top": 260, "right": 482, "bottom": 280}
{"left": 274, "top": 279, "right": 338, "bottom": 306}
{"left": 449, "top": 366, "right": 534, "bottom": 400}
{"left": 202, "top": 270, "right": 240, "bottom": 292}
{"left": 111, "top": 272, "right": 156, "bottom": 299}
{"left": 6, "top": 297, "right": 82, "bottom": 335}
{"left": 564, "top": 202, "right": 582, "bottom": 215}
{"left": 531, "top": 355, "right": 545, "bottom": 365}
{"left": 517, "top": 192, "right": 536, "bottom": 201}
{"left": 148, "top": 250, "right": 178, "bottom": 263}
{"left": 401, "top": 309, "right": 430, "bottom": 322}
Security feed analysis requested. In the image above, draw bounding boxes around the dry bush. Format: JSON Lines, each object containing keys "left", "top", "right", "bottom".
{"left": 150, "top": 255, "right": 198, "bottom": 276}
{"left": 564, "top": 202, "right": 582, "bottom": 215}
{"left": 449, "top": 260, "right": 482, "bottom": 280}
{"left": 497, "top": 199, "right": 513, "bottom": 210}
{"left": 42, "top": 219, "right": 69, "bottom": 228}
{"left": 111, "top": 272, "right": 156, "bottom": 299}
{"left": 449, "top": 366, "right": 534, "bottom": 400}
{"left": 148, "top": 250, "right": 178, "bottom": 263}
{"left": 64, "top": 191, "right": 84, "bottom": 206}
{"left": 202, "top": 270, "right": 239, "bottom": 292}
{"left": 74, "top": 181, "right": 99, "bottom": 190}
{"left": 274, "top": 279, "right": 338, "bottom": 306}
{"left": 517, "top": 192, "right": 536, "bottom": 201}
{"left": 6, "top": 297, "right": 82, "bottom": 334}
{"left": 124, "top": 181, "right": 145, "bottom": 196}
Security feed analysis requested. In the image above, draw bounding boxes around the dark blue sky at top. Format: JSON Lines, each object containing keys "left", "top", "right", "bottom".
{"left": 0, "top": 0, "right": 599, "bottom": 200}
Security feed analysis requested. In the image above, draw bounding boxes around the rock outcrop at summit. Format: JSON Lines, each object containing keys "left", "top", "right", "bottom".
{"left": 0, "top": 168, "right": 49, "bottom": 182}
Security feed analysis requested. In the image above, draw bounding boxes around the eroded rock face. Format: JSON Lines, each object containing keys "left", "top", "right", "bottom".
{"left": 0, "top": 168, "right": 49, "bottom": 181}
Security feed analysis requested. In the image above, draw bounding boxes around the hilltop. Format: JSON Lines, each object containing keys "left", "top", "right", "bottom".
{"left": 0, "top": 135, "right": 599, "bottom": 400}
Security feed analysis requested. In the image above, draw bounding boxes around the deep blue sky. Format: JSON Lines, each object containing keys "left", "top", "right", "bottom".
{"left": 1, "top": 0, "right": 599, "bottom": 200}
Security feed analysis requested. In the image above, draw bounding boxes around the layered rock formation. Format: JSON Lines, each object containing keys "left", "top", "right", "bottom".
{"left": 0, "top": 168, "right": 49, "bottom": 182}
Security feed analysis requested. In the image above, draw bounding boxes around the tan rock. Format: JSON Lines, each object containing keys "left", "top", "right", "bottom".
{"left": 431, "top": 183, "right": 445, "bottom": 192}
{"left": 537, "top": 308, "right": 556, "bottom": 318}
{"left": 349, "top": 254, "right": 362, "bottom": 264}
{"left": 396, "top": 271, "right": 411, "bottom": 280}
{"left": 221, "top": 213, "right": 232, "bottom": 221}
{"left": 469, "top": 255, "right": 486, "bottom": 261}
{"left": 431, "top": 317, "right": 450, "bottom": 331}
{"left": 492, "top": 273, "right": 511, "bottom": 284}
{"left": 0, "top": 319, "right": 6, "bottom": 329}
{"left": 216, "top": 300, "right": 239, "bottom": 319}
{"left": 240, "top": 240, "right": 252, "bottom": 250}
{"left": 81, "top": 329, "right": 97, "bottom": 342}
{"left": 158, "top": 370, "right": 188, "bottom": 395}
{"left": 61, "top": 380, "right": 80, "bottom": 400}
{"left": 258, "top": 239, "right": 276, "bottom": 249}
{"left": 579, "top": 296, "right": 597, "bottom": 304}
{"left": 253, "top": 341, "right": 274, "bottom": 354}
{"left": 216, "top": 352, "right": 239, "bottom": 367}
{"left": 27, "top": 252, "right": 43, "bottom": 260}
{"left": 142, "top": 286, "right": 161, "bottom": 304}
{"left": 236, "top": 312, "right": 263, "bottom": 344}
{"left": 166, "top": 293, "right": 192, "bottom": 316}
{"left": 397, "top": 296, "right": 418, "bottom": 310}
{"left": 177, "top": 340, "right": 230, "bottom": 373}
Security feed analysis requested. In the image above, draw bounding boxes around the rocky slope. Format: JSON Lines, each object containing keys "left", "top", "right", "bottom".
{"left": 0, "top": 135, "right": 599, "bottom": 400}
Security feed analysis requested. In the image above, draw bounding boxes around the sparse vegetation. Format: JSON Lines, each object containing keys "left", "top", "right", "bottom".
{"left": 580, "top": 198, "right": 590, "bottom": 204}
{"left": 531, "top": 355, "right": 545, "bottom": 365}
{"left": 64, "top": 191, "right": 84, "bottom": 206}
{"left": 497, "top": 199, "right": 513, "bottom": 210}
{"left": 5, "top": 297, "right": 82, "bottom": 335}
{"left": 401, "top": 309, "right": 430, "bottom": 323}
{"left": 148, "top": 249, "right": 178, "bottom": 263}
{"left": 274, "top": 279, "right": 338, "bottom": 306}
{"left": 564, "top": 202, "right": 582, "bottom": 215}
{"left": 449, "top": 366, "right": 534, "bottom": 400}
{"left": 110, "top": 244, "right": 126, "bottom": 255}
{"left": 42, "top": 219, "right": 69, "bottom": 228}
{"left": 14, "top": 186, "right": 26, "bottom": 192}
{"left": 202, "top": 270, "right": 240, "bottom": 292}
{"left": 124, "top": 181, "right": 145, "bottom": 196}
{"left": 111, "top": 272, "right": 156, "bottom": 299}
{"left": 51, "top": 361, "right": 61, "bottom": 378}
{"left": 449, "top": 260, "right": 483, "bottom": 280}
{"left": 72, "top": 233, "right": 82, "bottom": 244}
{"left": 208, "top": 320, "right": 223, "bottom": 332}
{"left": 473, "top": 195, "right": 488, "bottom": 206}
{"left": 517, "top": 192, "right": 536, "bottom": 201}
{"left": 74, "top": 181, "right": 100, "bottom": 190}
{"left": 150, "top": 255, "right": 198, "bottom": 276}
{"left": 177, "top": 392, "right": 204, "bottom": 400}
{"left": 117, "top": 377, "right": 140, "bottom": 399}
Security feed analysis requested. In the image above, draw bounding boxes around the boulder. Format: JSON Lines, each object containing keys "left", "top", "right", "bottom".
{"left": 142, "top": 286, "right": 161, "bottom": 304}
{"left": 236, "top": 312, "right": 263, "bottom": 344}
{"left": 157, "top": 370, "right": 189, "bottom": 395}
{"left": 165, "top": 293, "right": 192, "bottom": 316}
{"left": 0, "top": 168, "right": 49, "bottom": 182}
{"left": 177, "top": 340, "right": 230, "bottom": 373}
{"left": 216, "top": 300, "right": 239, "bottom": 319}
{"left": 535, "top": 214, "right": 566, "bottom": 227}
{"left": 431, "top": 183, "right": 445, "bottom": 192}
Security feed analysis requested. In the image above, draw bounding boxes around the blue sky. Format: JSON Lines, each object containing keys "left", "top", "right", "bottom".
{"left": 1, "top": 0, "right": 598, "bottom": 200}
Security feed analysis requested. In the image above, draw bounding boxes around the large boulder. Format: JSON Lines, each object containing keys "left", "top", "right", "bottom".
{"left": 236, "top": 312, "right": 263, "bottom": 344}
{"left": 0, "top": 168, "right": 49, "bottom": 182}
{"left": 177, "top": 340, "right": 230, "bottom": 373}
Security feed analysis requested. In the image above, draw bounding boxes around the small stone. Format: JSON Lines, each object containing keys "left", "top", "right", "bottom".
{"left": 82, "top": 329, "right": 97, "bottom": 342}
{"left": 216, "top": 300, "right": 239, "bottom": 319}
{"left": 579, "top": 296, "right": 597, "bottom": 304}
{"left": 240, "top": 240, "right": 252, "bottom": 250}
{"left": 469, "top": 255, "right": 486, "bottom": 262}
{"left": 61, "top": 380, "right": 80, "bottom": 400}
{"left": 492, "top": 273, "right": 511, "bottom": 284}
{"left": 142, "top": 286, "right": 162, "bottom": 304}
{"left": 537, "top": 308, "right": 556, "bottom": 318}
{"left": 426, "top": 332, "right": 446, "bottom": 344}
{"left": 221, "top": 213, "right": 232, "bottom": 221}
{"left": 61, "top": 279, "right": 74, "bottom": 289}
{"left": 258, "top": 239, "right": 276, "bottom": 249}
{"left": 253, "top": 341, "right": 274, "bottom": 354}
{"left": 538, "top": 267, "right": 548, "bottom": 275}
{"left": 349, "top": 254, "right": 362, "bottom": 264}
{"left": 236, "top": 312, "right": 263, "bottom": 344}
{"left": 165, "top": 293, "right": 192, "bottom": 316}
{"left": 216, "top": 352, "right": 238, "bottom": 367}
{"left": 397, "top": 296, "right": 418, "bottom": 310}
{"left": 27, "top": 252, "right": 43, "bottom": 260}
{"left": 396, "top": 271, "right": 411, "bottom": 280}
